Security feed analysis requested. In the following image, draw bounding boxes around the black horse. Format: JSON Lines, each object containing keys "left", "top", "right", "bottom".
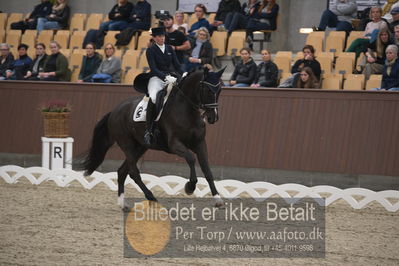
{"left": 81, "top": 67, "right": 226, "bottom": 208}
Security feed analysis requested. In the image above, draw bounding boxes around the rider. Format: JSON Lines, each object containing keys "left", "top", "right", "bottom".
{"left": 144, "top": 26, "right": 183, "bottom": 145}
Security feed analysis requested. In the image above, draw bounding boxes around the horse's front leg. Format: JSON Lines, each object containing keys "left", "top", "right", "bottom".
{"left": 194, "top": 141, "right": 224, "bottom": 207}
{"left": 168, "top": 139, "right": 198, "bottom": 195}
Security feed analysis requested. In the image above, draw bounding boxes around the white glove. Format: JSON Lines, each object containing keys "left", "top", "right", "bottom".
{"left": 165, "top": 75, "right": 177, "bottom": 85}
{"left": 182, "top": 72, "right": 188, "bottom": 78}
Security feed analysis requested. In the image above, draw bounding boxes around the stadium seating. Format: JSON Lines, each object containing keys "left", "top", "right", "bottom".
{"left": 322, "top": 76, "right": 342, "bottom": 90}
{"left": 273, "top": 56, "right": 291, "bottom": 73}
{"left": 226, "top": 35, "right": 245, "bottom": 56}
{"left": 325, "top": 34, "right": 344, "bottom": 56}
{"left": 365, "top": 75, "right": 382, "bottom": 90}
{"left": 21, "top": 33, "right": 36, "bottom": 50}
{"left": 123, "top": 69, "right": 142, "bottom": 84}
{"left": 5, "top": 30, "right": 21, "bottom": 49}
{"left": 54, "top": 30, "right": 70, "bottom": 49}
{"left": 136, "top": 31, "right": 151, "bottom": 51}
{"left": 37, "top": 30, "right": 54, "bottom": 48}
{"left": 345, "top": 31, "right": 365, "bottom": 50}
{"left": 85, "top": 13, "right": 103, "bottom": 31}
{"left": 306, "top": 34, "right": 323, "bottom": 53}
{"left": 210, "top": 31, "right": 227, "bottom": 57}
{"left": 343, "top": 74, "right": 365, "bottom": 90}
{"left": 69, "top": 31, "right": 86, "bottom": 50}
{"left": 0, "top": 13, "right": 7, "bottom": 30}
{"left": 6, "top": 13, "right": 23, "bottom": 31}
{"left": 317, "top": 56, "right": 333, "bottom": 74}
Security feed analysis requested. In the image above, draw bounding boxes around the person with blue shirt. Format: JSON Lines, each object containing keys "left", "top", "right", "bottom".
{"left": 5, "top": 44, "right": 33, "bottom": 80}
{"left": 188, "top": 4, "right": 210, "bottom": 36}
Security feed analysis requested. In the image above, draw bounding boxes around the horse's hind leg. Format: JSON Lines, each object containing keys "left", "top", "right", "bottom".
{"left": 117, "top": 160, "right": 128, "bottom": 209}
{"left": 194, "top": 141, "right": 224, "bottom": 207}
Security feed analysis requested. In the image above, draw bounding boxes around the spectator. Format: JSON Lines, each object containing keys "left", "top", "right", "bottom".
{"left": 38, "top": 41, "right": 71, "bottom": 81}
{"left": 163, "top": 15, "right": 191, "bottom": 64}
{"left": 173, "top": 11, "right": 189, "bottom": 34}
{"left": 373, "top": 44, "right": 399, "bottom": 91}
{"left": 361, "top": 28, "right": 393, "bottom": 80}
{"left": 183, "top": 27, "right": 213, "bottom": 72}
{"left": 346, "top": 7, "right": 388, "bottom": 58}
{"left": 127, "top": 0, "right": 151, "bottom": 31}
{"left": 100, "top": 0, "right": 134, "bottom": 32}
{"left": 25, "top": 43, "right": 48, "bottom": 80}
{"left": 294, "top": 67, "right": 319, "bottom": 89}
{"left": 11, "top": 0, "right": 52, "bottom": 33}
{"left": 250, "top": 49, "right": 278, "bottom": 88}
{"left": 77, "top": 43, "right": 102, "bottom": 83}
{"left": 92, "top": 43, "right": 121, "bottom": 83}
{"left": 5, "top": 44, "right": 33, "bottom": 80}
{"left": 36, "top": 0, "right": 70, "bottom": 33}
{"left": 389, "top": 7, "right": 399, "bottom": 32}
{"left": 225, "top": 47, "right": 257, "bottom": 87}
{"left": 313, "top": 0, "right": 357, "bottom": 32}
{"left": 188, "top": 4, "right": 210, "bottom": 36}
{"left": 0, "top": 43, "right": 15, "bottom": 81}
{"left": 224, "top": 0, "right": 260, "bottom": 35}
{"left": 394, "top": 25, "right": 399, "bottom": 45}
{"left": 211, "top": 0, "right": 241, "bottom": 32}
{"left": 177, "top": 26, "right": 187, "bottom": 35}
{"left": 291, "top": 45, "right": 321, "bottom": 81}
{"left": 246, "top": 0, "right": 279, "bottom": 49}
{"left": 382, "top": 1, "right": 399, "bottom": 23}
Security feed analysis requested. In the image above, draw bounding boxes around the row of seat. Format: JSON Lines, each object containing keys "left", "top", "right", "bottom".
{"left": 1, "top": 27, "right": 247, "bottom": 58}
{"left": 305, "top": 31, "right": 365, "bottom": 57}
{"left": 0, "top": 12, "right": 218, "bottom": 32}
{"left": 280, "top": 72, "right": 382, "bottom": 90}
{"left": 274, "top": 51, "right": 360, "bottom": 77}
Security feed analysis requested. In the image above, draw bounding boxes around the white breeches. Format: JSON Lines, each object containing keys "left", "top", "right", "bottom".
{"left": 148, "top": 76, "right": 166, "bottom": 103}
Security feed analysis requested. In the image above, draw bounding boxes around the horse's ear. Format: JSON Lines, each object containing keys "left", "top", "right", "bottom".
{"left": 217, "top": 66, "right": 227, "bottom": 78}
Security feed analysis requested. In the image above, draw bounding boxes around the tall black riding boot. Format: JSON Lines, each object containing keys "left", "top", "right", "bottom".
{"left": 144, "top": 100, "right": 156, "bottom": 145}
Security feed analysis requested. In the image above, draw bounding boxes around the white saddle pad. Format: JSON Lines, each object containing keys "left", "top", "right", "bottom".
{"left": 133, "top": 82, "right": 174, "bottom": 122}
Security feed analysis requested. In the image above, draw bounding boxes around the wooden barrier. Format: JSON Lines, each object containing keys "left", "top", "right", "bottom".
{"left": 0, "top": 80, "right": 398, "bottom": 176}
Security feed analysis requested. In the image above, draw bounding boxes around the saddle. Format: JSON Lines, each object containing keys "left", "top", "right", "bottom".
{"left": 132, "top": 72, "right": 182, "bottom": 122}
{"left": 133, "top": 81, "right": 174, "bottom": 122}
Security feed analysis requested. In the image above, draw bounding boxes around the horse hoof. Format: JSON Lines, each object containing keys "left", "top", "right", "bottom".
{"left": 185, "top": 182, "right": 195, "bottom": 195}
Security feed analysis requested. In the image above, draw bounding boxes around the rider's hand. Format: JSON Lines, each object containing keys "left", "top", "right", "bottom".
{"left": 165, "top": 75, "right": 177, "bottom": 84}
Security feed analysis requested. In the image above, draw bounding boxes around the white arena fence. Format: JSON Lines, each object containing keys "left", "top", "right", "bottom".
{"left": 1, "top": 165, "right": 399, "bottom": 212}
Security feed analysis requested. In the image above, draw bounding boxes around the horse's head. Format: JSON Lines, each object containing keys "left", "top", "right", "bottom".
{"left": 198, "top": 67, "right": 226, "bottom": 124}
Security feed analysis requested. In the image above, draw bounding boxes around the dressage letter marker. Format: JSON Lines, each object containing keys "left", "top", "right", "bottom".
{"left": 41, "top": 137, "right": 74, "bottom": 170}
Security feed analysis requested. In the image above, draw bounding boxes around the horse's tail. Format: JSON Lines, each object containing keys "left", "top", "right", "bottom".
{"left": 81, "top": 112, "right": 114, "bottom": 176}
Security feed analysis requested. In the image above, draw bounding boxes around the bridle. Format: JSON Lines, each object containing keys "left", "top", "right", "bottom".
{"left": 176, "top": 77, "right": 221, "bottom": 112}
{"left": 198, "top": 80, "right": 221, "bottom": 110}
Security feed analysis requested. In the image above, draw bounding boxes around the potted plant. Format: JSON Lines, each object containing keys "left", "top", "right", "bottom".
{"left": 40, "top": 99, "right": 71, "bottom": 138}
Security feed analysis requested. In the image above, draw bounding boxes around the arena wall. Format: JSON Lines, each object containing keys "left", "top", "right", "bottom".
{"left": 1, "top": 81, "right": 398, "bottom": 177}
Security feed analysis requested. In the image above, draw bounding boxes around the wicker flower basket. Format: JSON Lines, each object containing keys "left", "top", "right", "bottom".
{"left": 42, "top": 112, "right": 71, "bottom": 138}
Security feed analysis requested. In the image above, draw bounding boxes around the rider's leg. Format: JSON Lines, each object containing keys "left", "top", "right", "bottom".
{"left": 145, "top": 76, "right": 165, "bottom": 145}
